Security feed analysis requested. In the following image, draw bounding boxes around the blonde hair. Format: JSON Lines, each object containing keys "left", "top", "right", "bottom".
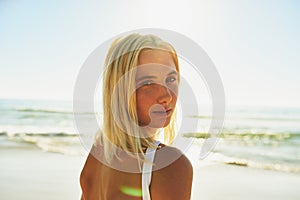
{"left": 97, "top": 33, "right": 180, "bottom": 162}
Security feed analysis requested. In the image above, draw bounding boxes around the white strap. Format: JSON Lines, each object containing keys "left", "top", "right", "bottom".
{"left": 142, "top": 141, "right": 160, "bottom": 200}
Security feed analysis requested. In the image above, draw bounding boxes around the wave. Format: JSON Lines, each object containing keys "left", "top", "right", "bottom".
{"left": 4, "top": 132, "right": 86, "bottom": 156}
{"left": 204, "top": 152, "right": 300, "bottom": 173}
{"left": 183, "top": 131, "right": 300, "bottom": 140}
{"left": 15, "top": 108, "right": 96, "bottom": 115}
{"left": 1, "top": 131, "right": 78, "bottom": 137}
{"left": 16, "top": 108, "right": 73, "bottom": 114}
{"left": 188, "top": 115, "right": 300, "bottom": 122}
{"left": 0, "top": 125, "right": 77, "bottom": 136}
{"left": 2, "top": 131, "right": 300, "bottom": 173}
{"left": 223, "top": 157, "right": 300, "bottom": 174}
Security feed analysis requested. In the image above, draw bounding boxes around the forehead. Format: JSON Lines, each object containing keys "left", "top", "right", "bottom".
{"left": 138, "top": 49, "right": 176, "bottom": 67}
{"left": 136, "top": 49, "right": 177, "bottom": 76}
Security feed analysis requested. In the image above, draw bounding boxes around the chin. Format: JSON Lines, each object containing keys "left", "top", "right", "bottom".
{"left": 148, "top": 119, "right": 171, "bottom": 128}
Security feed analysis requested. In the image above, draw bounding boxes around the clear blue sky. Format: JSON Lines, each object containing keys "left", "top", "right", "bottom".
{"left": 1, "top": 0, "right": 299, "bottom": 107}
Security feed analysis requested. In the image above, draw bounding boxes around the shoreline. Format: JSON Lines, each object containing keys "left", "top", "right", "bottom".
{"left": 1, "top": 138, "right": 300, "bottom": 200}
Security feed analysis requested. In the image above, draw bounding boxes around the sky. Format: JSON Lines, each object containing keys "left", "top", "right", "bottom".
{"left": 0, "top": 0, "right": 299, "bottom": 107}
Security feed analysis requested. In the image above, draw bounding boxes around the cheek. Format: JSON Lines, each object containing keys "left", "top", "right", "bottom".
{"left": 136, "top": 86, "right": 158, "bottom": 103}
{"left": 136, "top": 90, "right": 152, "bottom": 113}
{"left": 169, "top": 85, "right": 178, "bottom": 101}
{"left": 171, "top": 93, "right": 178, "bottom": 107}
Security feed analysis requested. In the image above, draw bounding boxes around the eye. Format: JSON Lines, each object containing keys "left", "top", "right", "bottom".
{"left": 166, "top": 76, "right": 177, "bottom": 84}
{"left": 140, "top": 80, "right": 154, "bottom": 87}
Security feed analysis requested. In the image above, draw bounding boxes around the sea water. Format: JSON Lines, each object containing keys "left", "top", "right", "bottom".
{"left": 0, "top": 99, "right": 299, "bottom": 173}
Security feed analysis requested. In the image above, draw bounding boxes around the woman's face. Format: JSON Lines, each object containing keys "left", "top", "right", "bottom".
{"left": 135, "top": 49, "right": 178, "bottom": 128}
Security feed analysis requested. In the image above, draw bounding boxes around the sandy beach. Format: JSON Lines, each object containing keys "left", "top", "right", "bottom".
{"left": 1, "top": 137, "right": 300, "bottom": 200}
{"left": 192, "top": 163, "right": 300, "bottom": 200}
{"left": 0, "top": 137, "right": 85, "bottom": 200}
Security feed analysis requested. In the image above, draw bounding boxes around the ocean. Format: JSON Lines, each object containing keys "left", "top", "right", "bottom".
{"left": 1, "top": 99, "right": 300, "bottom": 173}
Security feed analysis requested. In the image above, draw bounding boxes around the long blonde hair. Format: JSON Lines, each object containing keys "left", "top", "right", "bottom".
{"left": 98, "top": 33, "right": 180, "bottom": 162}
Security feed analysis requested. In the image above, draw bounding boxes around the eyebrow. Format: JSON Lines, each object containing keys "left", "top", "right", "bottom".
{"left": 136, "top": 70, "right": 178, "bottom": 82}
{"left": 136, "top": 75, "right": 157, "bottom": 82}
{"left": 168, "top": 70, "right": 178, "bottom": 76}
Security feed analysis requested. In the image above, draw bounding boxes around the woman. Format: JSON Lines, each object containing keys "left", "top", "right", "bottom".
{"left": 80, "top": 33, "right": 193, "bottom": 200}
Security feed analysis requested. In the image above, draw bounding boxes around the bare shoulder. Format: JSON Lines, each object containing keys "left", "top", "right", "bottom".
{"left": 151, "top": 145, "right": 193, "bottom": 200}
{"left": 80, "top": 145, "right": 102, "bottom": 181}
{"left": 80, "top": 145, "right": 103, "bottom": 200}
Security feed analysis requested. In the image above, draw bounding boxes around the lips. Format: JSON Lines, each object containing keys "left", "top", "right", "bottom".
{"left": 152, "top": 108, "right": 172, "bottom": 116}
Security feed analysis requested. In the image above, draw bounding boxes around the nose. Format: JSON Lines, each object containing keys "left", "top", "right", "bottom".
{"left": 157, "top": 85, "right": 173, "bottom": 105}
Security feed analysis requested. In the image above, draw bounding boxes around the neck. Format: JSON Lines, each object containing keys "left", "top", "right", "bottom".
{"left": 140, "top": 126, "right": 158, "bottom": 137}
